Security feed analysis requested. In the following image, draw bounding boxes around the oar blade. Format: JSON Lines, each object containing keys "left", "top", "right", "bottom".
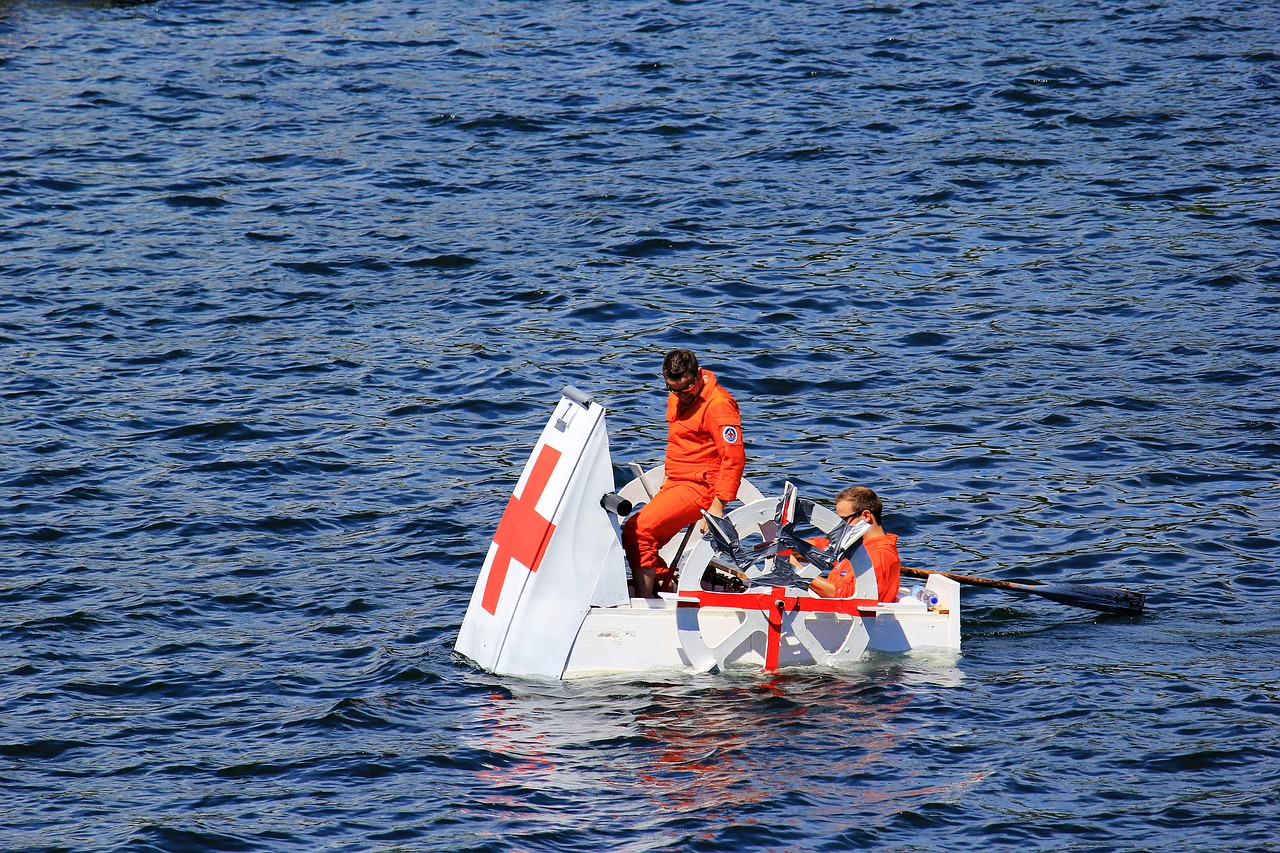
{"left": 1033, "top": 583, "right": 1146, "bottom": 615}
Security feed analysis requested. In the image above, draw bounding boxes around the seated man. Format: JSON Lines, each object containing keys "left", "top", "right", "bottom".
{"left": 622, "top": 348, "right": 745, "bottom": 597}
{"left": 800, "top": 486, "right": 901, "bottom": 603}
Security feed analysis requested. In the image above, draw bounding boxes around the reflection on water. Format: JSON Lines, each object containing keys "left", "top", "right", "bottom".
{"left": 464, "top": 659, "right": 973, "bottom": 840}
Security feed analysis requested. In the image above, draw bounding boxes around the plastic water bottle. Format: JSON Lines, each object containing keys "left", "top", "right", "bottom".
{"left": 909, "top": 584, "right": 939, "bottom": 608}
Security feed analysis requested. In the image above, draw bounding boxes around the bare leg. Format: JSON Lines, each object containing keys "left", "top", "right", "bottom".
{"left": 632, "top": 565, "right": 656, "bottom": 598}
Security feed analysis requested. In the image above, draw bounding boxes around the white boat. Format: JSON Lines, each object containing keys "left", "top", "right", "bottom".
{"left": 454, "top": 387, "right": 961, "bottom": 680}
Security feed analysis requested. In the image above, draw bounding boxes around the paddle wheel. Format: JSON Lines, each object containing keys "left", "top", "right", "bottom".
{"left": 617, "top": 472, "right": 883, "bottom": 672}
{"left": 682, "top": 494, "right": 878, "bottom": 671}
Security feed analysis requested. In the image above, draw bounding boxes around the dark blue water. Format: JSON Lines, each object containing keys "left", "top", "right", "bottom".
{"left": 3, "top": 0, "right": 1278, "bottom": 849}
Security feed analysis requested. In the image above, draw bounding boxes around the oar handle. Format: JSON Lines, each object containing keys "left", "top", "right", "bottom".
{"left": 903, "top": 566, "right": 1027, "bottom": 592}
{"left": 671, "top": 521, "right": 698, "bottom": 568}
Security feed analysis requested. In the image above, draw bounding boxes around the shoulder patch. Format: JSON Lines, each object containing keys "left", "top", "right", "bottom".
{"left": 721, "top": 425, "right": 740, "bottom": 444}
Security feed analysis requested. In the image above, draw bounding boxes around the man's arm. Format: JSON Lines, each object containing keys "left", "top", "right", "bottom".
{"left": 707, "top": 405, "right": 745, "bottom": 502}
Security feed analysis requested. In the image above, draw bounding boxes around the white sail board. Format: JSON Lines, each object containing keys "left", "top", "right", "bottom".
{"left": 454, "top": 387, "right": 629, "bottom": 678}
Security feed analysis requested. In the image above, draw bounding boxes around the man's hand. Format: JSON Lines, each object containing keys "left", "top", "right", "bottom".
{"left": 699, "top": 497, "right": 727, "bottom": 533}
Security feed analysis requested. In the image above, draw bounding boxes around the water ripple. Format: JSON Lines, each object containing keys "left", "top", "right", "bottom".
{"left": 2, "top": 0, "right": 1277, "bottom": 850}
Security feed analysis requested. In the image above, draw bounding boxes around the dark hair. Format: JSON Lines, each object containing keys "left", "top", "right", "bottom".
{"left": 835, "top": 486, "right": 883, "bottom": 525}
{"left": 662, "top": 349, "right": 699, "bottom": 380}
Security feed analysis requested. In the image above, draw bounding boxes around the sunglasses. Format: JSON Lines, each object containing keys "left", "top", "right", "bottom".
{"left": 663, "top": 372, "right": 698, "bottom": 394}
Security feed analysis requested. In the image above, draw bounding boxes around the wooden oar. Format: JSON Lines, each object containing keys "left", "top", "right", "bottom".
{"left": 902, "top": 566, "right": 1145, "bottom": 614}
{"left": 670, "top": 522, "right": 698, "bottom": 570}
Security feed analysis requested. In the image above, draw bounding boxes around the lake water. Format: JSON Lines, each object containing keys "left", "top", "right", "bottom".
{"left": 2, "top": 0, "right": 1278, "bottom": 850}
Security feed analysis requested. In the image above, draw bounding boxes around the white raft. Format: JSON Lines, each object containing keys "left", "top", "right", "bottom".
{"left": 455, "top": 387, "right": 960, "bottom": 679}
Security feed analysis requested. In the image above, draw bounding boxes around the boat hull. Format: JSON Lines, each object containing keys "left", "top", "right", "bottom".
{"left": 563, "top": 575, "right": 961, "bottom": 677}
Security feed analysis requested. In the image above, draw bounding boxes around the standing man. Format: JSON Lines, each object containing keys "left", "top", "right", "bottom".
{"left": 623, "top": 349, "right": 746, "bottom": 597}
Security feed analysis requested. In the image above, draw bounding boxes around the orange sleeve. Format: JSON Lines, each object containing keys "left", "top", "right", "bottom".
{"left": 705, "top": 395, "right": 745, "bottom": 502}
{"left": 831, "top": 560, "right": 858, "bottom": 599}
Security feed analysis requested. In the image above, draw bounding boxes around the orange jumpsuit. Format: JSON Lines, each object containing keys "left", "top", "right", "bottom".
{"left": 820, "top": 533, "right": 901, "bottom": 602}
{"left": 622, "top": 370, "right": 746, "bottom": 584}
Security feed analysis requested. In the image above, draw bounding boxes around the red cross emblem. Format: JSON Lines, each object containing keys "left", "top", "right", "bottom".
{"left": 481, "top": 444, "right": 562, "bottom": 615}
